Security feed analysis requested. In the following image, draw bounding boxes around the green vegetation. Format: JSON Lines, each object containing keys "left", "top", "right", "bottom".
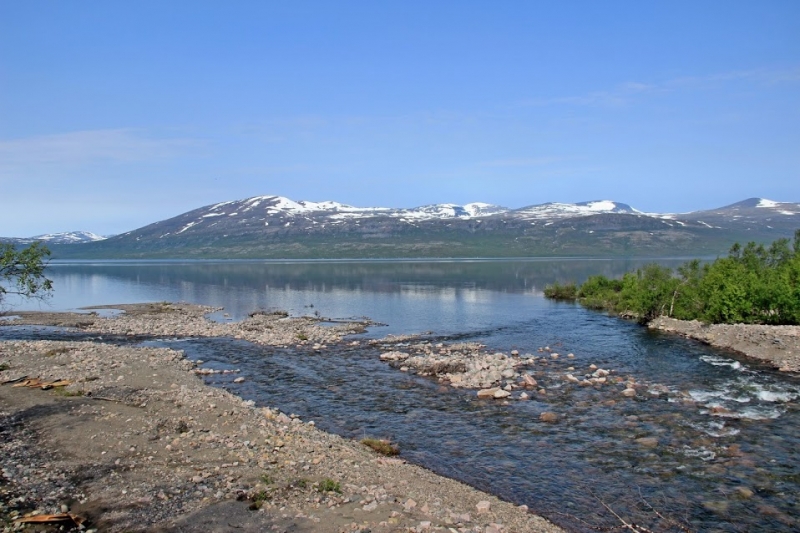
{"left": 545, "top": 231, "right": 800, "bottom": 325}
{"left": 360, "top": 438, "right": 400, "bottom": 456}
{"left": 0, "top": 363, "right": 9, "bottom": 372}
{"left": 543, "top": 282, "right": 578, "bottom": 300}
{"left": 317, "top": 478, "right": 342, "bottom": 493}
{"left": 291, "top": 478, "right": 309, "bottom": 489}
{"left": 44, "top": 347, "right": 71, "bottom": 357}
{"left": 52, "top": 386, "right": 84, "bottom": 397}
{"left": 248, "top": 489, "right": 271, "bottom": 510}
{"left": 0, "top": 242, "right": 52, "bottom": 306}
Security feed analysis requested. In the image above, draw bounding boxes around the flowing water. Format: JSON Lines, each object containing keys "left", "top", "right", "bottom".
{"left": 3, "top": 259, "right": 799, "bottom": 531}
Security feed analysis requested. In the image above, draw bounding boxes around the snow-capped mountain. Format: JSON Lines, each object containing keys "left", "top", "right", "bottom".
{"left": 35, "top": 195, "right": 800, "bottom": 259}
{"left": 124, "top": 195, "right": 644, "bottom": 238}
{"left": 513, "top": 200, "right": 639, "bottom": 220}
{"left": 1, "top": 231, "right": 108, "bottom": 245}
{"left": 31, "top": 231, "right": 108, "bottom": 244}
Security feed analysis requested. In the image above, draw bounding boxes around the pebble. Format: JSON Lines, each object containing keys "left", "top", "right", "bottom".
{"left": 476, "top": 500, "right": 491, "bottom": 513}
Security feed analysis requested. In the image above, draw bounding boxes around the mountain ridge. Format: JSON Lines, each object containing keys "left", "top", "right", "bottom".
{"left": 6, "top": 195, "right": 799, "bottom": 259}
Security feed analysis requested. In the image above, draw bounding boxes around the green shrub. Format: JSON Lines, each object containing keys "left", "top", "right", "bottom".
{"left": 317, "top": 478, "right": 341, "bottom": 493}
{"left": 543, "top": 282, "right": 578, "bottom": 300}
{"left": 561, "top": 230, "right": 800, "bottom": 326}
{"left": 361, "top": 438, "right": 400, "bottom": 456}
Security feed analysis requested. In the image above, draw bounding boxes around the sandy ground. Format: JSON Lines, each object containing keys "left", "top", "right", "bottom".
{"left": 0, "top": 304, "right": 564, "bottom": 533}
{"left": 649, "top": 317, "right": 800, "bottom": 373}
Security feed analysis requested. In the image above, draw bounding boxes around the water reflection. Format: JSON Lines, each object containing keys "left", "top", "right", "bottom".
{"left": 10, "top": 259, "right": 691, "bottom": 337}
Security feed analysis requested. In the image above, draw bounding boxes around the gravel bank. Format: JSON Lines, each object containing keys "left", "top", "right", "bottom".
{"left": 649, "top": 317, "right": 800, "bottom": 373}
{"left": 0, "top": 304, "right": 563, "bottom": 533}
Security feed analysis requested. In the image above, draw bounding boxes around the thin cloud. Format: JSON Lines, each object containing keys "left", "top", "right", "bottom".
{"left": 480, "top": 157, "right": 564, "bottom": 168}
{"left": 517, "top": 65, "right": 800, "bottom": 109}
{"left": 0, "top": 129, "right": 203, "bottom": 168}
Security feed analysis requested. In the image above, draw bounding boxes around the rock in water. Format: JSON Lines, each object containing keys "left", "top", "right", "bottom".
{"left": 539, "top": 412, "right": 559, "bottom": 423}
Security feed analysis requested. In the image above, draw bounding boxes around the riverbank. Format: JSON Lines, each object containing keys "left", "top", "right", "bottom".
{"left": 649, "top": 317, "right": 800, "bottom": 373}
{"left": 0, "top": 304, "right": 562, "bottom": 533}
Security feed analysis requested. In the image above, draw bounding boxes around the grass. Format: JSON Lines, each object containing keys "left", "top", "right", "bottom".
{"left": 291, "top": 478, "right": 309, "bottom": 489}
{"left": 249, "top": 309, "right": 289, "bottom": 318}
{"left": 260, "top": 473, "right": 274, "bottom": 485}
{"left": 543, "top": 282, "right": 578, "bottom": 300}
{"left": 52, "top": 386, "right": 84, "bottom": 397}
{"left": 248, "top": 489, "right": 271, "bottom": 510}
{"left": 0, "top": 363, "right": 9, "bottom": 372}
{"left": 296, "top": 333, "right": 309, "bottom": 341}
{"left": 317, "top": 478, "right": 341, "bottom": 493}
{"left": 43, "top": 347, "right": 71, "bottom": 357}
{"left": 360, "top": 438, "right": 400, "bottom": 456}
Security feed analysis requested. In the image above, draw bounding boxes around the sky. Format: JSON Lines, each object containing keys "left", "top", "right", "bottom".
{"left": 1, "top": 1, "right": 799, "bottom": 236}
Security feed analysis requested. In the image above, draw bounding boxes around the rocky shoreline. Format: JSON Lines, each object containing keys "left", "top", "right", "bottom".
{"left": 649, "top": 317, "right": 800, "bottom": 373}
{"left": 0, "top": 304, "right": 564, "bottom": 533}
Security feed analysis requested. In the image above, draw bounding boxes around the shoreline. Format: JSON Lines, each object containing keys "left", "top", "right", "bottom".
{"left": 0, "top": 303, "right": 563, "bottom": 533}
{"left": 649, "top": 317, "right": 800, "bottom": 373}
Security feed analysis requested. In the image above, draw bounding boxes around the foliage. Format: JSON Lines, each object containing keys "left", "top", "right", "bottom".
{"left": 360, "top": 437, "right": 400, "bottom": 456}
{"left": 543, "top": 282, "right": 578, "bottom": 300}
{"left": 544, "top": 230, "right": 800, "bottom": 325}
{"left": 317, "top": 478, "right": 342, "bottom": 493}
{"left": 0, "top": 242, "right": 53, "bottom": 306}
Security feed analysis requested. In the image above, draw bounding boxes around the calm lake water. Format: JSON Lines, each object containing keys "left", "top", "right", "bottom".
{"left": 3, "top": 259, "right": 799, "bottom": 532}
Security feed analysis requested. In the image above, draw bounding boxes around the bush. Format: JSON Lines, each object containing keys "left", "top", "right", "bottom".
{"left": 543, "top": 282, "right": 578, "bottom": 300}
{"left": 361, "top": 438, "right": 400, "bottom": 456}
{"left": 317, "top": 478, "right": 342, "bottom": 493}
{"left": 548, "top": 231, "right": 800, "bottom": 325}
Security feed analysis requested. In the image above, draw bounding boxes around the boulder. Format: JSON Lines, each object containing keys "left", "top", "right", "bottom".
{"left": 539, "top": 411, "right": 559, "bottom": 423}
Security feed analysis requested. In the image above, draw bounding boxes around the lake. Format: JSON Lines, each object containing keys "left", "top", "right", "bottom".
{"left": 3, "top": 259, "right": 799, "bottom": 532}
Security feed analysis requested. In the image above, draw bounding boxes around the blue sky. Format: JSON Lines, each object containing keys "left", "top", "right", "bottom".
{"left": 1, "top": 1, "right": 798, "bottom": 236}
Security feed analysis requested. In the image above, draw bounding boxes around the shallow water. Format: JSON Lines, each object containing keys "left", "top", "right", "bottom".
{"left": 139, "top": 314, "right": 800, "bottom": 532}
{"left": 3, "top": 259, "right": 799, "bottom": 531}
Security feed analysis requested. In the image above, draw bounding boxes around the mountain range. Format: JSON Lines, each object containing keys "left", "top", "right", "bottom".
{"left": 6, "top": 196, "right": 799, "bottom": 259}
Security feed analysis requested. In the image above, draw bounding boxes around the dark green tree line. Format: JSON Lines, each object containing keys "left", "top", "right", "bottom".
{"left": 545, "top": 230, "right": 800, "bottom": 325}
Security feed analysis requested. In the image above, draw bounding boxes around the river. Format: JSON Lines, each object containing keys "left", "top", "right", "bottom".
{"left": 3, "top": 259, "right": 799, "bottom": 532}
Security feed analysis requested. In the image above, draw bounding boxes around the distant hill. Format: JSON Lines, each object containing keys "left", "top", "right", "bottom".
{"left": 11, "top": 195, "right": 799, "bottom": 259}
{"left": 1, "top": 231, "right": 107, "bottom": 246}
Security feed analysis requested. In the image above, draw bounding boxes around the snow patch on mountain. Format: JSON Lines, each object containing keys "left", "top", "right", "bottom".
{"left": 31, "top": 231, "right": 107, "bottom": 244}
{"left": 513, "top": 200, "right": 638, "bottom": 220}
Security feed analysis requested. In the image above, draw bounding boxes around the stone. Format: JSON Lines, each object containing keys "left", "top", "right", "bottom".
{"left": 500, "top": 369, "right": 515, "bottom": 379}
{"left": 735, "top": 486, "right": 754, "bottom": 499}
{"left": 363, "top": 501, "right": 378, "bottom": 511}
{"left": 564, "top": 374, "right": 579, "bottom": 383}
{"left": 539, "top": 412, "right": 558, "bottom": 423}
{"left": 493, "top": 389, "right": 511, "bottom": 399}
{"left": 622, "top": 388, "right": 636, "bottom": 397}
{"left": 510, "top": 350, "right": 519, "bottom": 356}
{"left": 476, "top": 500, "right": 491, "bottom": 513}
{"left": 477, "top": 388, "right": 498, "bottom": 399}
{"left": 518, "top": 392, "right": 529, "bottom": 400}
{"left": 635, "top": 437, "right": 658, "bottom": 448}
{"left": 233, "top": 377, "right": 245, "bottom": 384}
{"left": 404, "top": 498, "right": 417, "bottom": 512}
{"left": 522, "top": 374, "right": 537, "bottom": 387}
